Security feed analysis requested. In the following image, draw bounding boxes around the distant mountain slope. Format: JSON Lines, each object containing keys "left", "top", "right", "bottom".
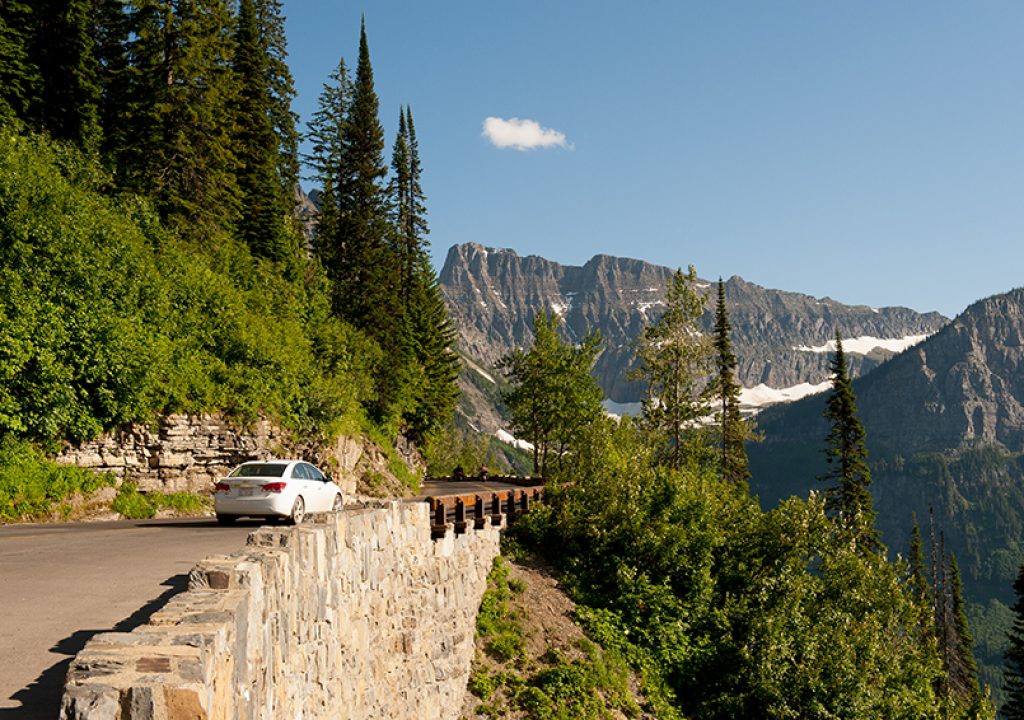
{"left": 440, "top": 242, "right": 949, "bottom": 429}
{"left": 747, "top": 287, "right": 1024, "bottom": 704}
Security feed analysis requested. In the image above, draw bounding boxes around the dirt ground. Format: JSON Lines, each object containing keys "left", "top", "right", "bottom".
{"left": 460, "top": 556, "right": 652, "bottom": 720}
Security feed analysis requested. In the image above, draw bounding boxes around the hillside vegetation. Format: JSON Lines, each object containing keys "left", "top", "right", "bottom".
{"left": 0, "top": 2, "right": 461, "bottom": 517}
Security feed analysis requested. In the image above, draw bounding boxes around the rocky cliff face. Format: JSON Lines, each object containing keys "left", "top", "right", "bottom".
{"left": 753, "top": 287, "right": 1024, "bottom": 459}
{"left": 748, "top": 287, "right": 1024, "bottom": 693}
{"left": 440, "top": 243, "right": 949, "bottom": 412}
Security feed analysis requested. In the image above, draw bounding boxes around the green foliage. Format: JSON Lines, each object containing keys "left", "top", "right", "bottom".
{"left": 111, "top": 482, "right": 156, "bottom": 519}
{"left": 631, "top": 265, "right": 713, "bottom": 470}
{"left": 111, "top": 482, "right": 210, "bottom": 519}
{"left": 0, "top": 438, "right": 113, "bottom": 521}
{"left": 500, "top": 310, "right": 604, "bottom": 477}
{"left": 477, "top": 557, "right": 527, "bottom": 663}
{"left": 1004, "top": 564, "right": 1024, "bottom": 718}
{"left": 0, "top": 130, "right": 373, "bottom": 445}
{"left": 510, "top": 412, "right": 969, "bottom": 719}
{"left": 711, "top": 278, "right": 753, "bottom": 485}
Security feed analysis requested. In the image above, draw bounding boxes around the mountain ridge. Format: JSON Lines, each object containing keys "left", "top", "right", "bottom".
{"left": 440, "top": 242, "right": 949, "bottom": 430}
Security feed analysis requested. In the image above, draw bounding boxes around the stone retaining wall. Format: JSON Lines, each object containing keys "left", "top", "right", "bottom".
{"left": 54, "top": 413, "right": 400, "bottom": 496}
{"left": 60, "top": 501, "right": 501, "bottom": 720}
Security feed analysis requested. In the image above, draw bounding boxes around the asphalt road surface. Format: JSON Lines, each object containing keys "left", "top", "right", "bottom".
{"left": 0, "top": 517, "right": 254, "bottom": 718}
{"left": 417, "top": 479, "right": 539, "bottom": 498}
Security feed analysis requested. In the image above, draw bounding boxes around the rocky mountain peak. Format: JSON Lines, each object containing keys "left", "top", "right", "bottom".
{"left": 440, "top": 243, "right": 950, "bottom": 427}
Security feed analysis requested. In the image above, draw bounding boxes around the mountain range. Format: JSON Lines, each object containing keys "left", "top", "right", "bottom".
{"left": 440, "top": 242, "right": 948, "bottom": 431}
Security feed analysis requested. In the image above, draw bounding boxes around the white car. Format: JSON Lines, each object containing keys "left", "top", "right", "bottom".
{"left": 213, "top": 460, "right": 343, "bottom": 525}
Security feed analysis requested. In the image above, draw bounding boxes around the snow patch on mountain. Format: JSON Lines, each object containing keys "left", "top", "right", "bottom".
{"left": 495, "top": 429, "right": 534, "bottom": 451}
{"left": 739, "top": 381, "right": 831, "bottom": 409}
{"left": 796, "top": 334, "right": 930, "bottom": 356}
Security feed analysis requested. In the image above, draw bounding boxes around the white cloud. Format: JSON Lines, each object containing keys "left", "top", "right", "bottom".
{"left": 482, "top": 116, "right": 571, "bottom": 151}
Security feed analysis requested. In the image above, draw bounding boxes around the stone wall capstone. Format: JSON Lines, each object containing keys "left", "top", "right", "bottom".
{"left": 60, "top": 501, "right": 500, "bottom": 720}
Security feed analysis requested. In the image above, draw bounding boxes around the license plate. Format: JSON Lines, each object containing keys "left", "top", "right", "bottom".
{"left": 239, "top": 487, "right": 255, "bottom": 497}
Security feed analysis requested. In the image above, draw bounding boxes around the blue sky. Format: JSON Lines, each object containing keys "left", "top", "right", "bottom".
{"left": 285, "top": 2, "right": 1024, "bottom": 318}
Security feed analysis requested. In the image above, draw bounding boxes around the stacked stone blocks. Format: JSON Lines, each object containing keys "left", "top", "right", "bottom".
{"left": 61, "top": 501, "right": 501, "bottom": 719}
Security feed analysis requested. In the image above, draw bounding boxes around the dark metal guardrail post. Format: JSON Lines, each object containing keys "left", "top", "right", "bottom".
{"left": 474, "top": 495, "right": 487, "bottom": 530}
{"left": 505, "top": 490, "right": 518, "bottom": 524}
{"left": 431, "top": 500, "right": 448, "bottom": 539}
{"left": 454, "top": 498, "right": 468, "bottom": 535}
{"left": 519, "top": 489, "right": 530, "bottom": 515}
{"left": 490, "top": 493, "right": 502, "bottom": 526}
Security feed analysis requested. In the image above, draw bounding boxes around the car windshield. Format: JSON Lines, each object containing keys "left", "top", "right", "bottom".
{"left": 229, "top": 463, "right": 288, "bottom": 478}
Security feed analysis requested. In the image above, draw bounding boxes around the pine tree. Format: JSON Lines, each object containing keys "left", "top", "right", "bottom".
{"left": 233, "top": 0, "right": 296, "bottom": 261}
{"left": 120, "top": 0, "right": 240, "bottom": 234}
{"left": 820, "top": 331, "right": 879, "bottom": 551}
{"left": 0, "top": 0, "right": 40, "bottom": 127}
{"left": 304, "top": 56, "right": 350, "bottom": 251}
{"left": 631, "top": 265, "right": 712, "bottom": 470}
{"left": 405, "top": 258, "right": 461, "bottom": 442}
{"left": 946, "top": 554, "right": 985, "bottom": 710}
{"left": 91, "top": 0, "right": 130, "bottom": 163}
{"left": 256, "top": 0, "right": 298, "bottom": 194}
{"left": 33, "top": 0, "right": 101, "bottom": 149}
{"left": 385, "top": 105, "right": 459, "bottom": 440}
{"left": 712, "top": 278, "right": 751, "bottom": 485}
{"left": 908, "top": 515, "right": 933, "bottom": 632}
{"left": 1005, "top": 563, "right": 1024, "bottom": 719}
{"left": 330, "top": 18, "right": 398, "bottom": 335}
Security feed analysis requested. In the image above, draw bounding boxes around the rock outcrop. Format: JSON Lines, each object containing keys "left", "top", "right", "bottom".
{"left": 56, "top": 413, "right": 423, "bottom": 497}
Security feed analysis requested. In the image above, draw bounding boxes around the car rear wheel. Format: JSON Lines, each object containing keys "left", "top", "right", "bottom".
{"left": 289, "top": 496, "right": 305, "bottom": 525}
{"left": 216, "top": 514, "right": 237, "bottom": 525}
{"left": 332, "top": 494, "right": 343, "bottom": 513}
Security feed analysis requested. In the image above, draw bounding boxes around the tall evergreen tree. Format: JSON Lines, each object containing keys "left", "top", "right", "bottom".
{"left": 304, "top": 56, "right": 350, "bottom": 250}
{"left": 0, "top": 0, "right": 40, "bottom": 127}
{"left": 712, "top": 278, "right": 751, "bottom": 485}
{"left": 255, "top": 0, "right": 298, "bottom": 194}
{"left": 631, "top": 265, "right": 712, "bottom": 470}
{"left": 328, "top": 19, "right": 400, "bottom": 341}
{"left": 820, "top": 330, "right": 878, "bottom": 551}
{"left": 385, "top": 105, "right": 459, "bottom": 440}
{"left": 1005, "top": 563, "right": 1024, "bottom": 719}
{"left": 946, "top": 554, "right": 984, "bottom": 710}
{"left": 909, "top": 515, "right": 933, "bottom": 632}
{"left": 91, "top": 0, "right": 130, "bottom": 162}
{"left": 120, "top": 0, "right": 240, "bottom": 234}
{"left": 232, "top": 0, "right": 296, "bottom": 261}
{"left": 404, "top": 258, "right": 461, "bottom": 442}
{"left": 33, "top": 0, "right": 101, "bottom": 149}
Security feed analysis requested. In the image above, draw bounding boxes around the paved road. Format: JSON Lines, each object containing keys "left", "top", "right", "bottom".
{"left": 0, "top": 517, "right": 255, "bottom": 718}
{"left": 417, "top": 479, "right": 539, "bottom": 498}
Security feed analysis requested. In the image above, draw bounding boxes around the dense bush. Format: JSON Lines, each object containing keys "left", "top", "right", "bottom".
{"left": 0, "top": 438, "right": 113, "bottom": 521}
{"left": 512, "top": 416, "right": 973, "bottom": 720}
{"left": 0, "top": 130, "right": 376, "bottom": 446}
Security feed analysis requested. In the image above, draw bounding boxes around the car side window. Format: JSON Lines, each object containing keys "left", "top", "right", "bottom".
{"left": 292, "top": 463, "right": 309, "bottom": 480}
{"left": 305, "top": 464, "right": 326, "bottom": 482}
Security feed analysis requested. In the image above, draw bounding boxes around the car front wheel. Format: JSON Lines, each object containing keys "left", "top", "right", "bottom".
{"left": 289, "top": 496, "right": 305, "bottom": 525}
{"left": 216, "top": 514, "right": 236, "bottom": 525}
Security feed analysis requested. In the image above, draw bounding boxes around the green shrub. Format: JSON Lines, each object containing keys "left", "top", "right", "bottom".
{"left": 0, "top": 438, "right": 113, "bottom": 521}
{"left": 111, "top": 483, "right": 156, "bottom": 519}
